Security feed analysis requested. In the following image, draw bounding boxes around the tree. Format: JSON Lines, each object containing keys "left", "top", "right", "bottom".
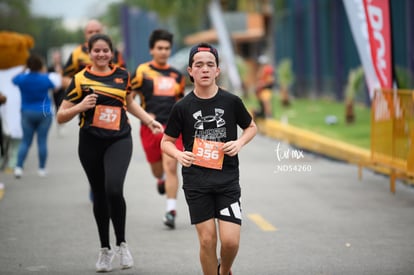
{"left": 105, "top": 0, "right": 210, "bottom": 47}
{"left": 0, "top": 0, "right": 32, "bottom": 33}
{"left": 344, "top": 66, "right": 364, "bottom": 124}
{"left": 0, "top": 0, "right": 83, "bottom": 58}
{"left": 276, "top": 58, "right": 294, "bottom": 107}
{"left": 30, "top": 17, "right": 83, "bottom": 57}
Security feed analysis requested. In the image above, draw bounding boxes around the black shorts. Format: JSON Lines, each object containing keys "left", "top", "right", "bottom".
{"left": 183, "top": 184, "right": 242, "bottom": 225}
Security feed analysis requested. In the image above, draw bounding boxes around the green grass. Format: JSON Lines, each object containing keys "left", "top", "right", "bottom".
{"left": 244, "top": 94, "right": 371, "bottom": 149}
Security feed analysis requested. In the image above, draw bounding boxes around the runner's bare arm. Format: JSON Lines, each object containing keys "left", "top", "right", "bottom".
{"left": 125, "top": 92, "right": 163, "bottom": 134}
{"left": 223, "top": 120, "right": 257, "bottom": 157}
{"left": 161, "top": 134, "right": 195, "bottom": 167}
{"left": 56, "top": 94, "right": 98, "bottom": 124}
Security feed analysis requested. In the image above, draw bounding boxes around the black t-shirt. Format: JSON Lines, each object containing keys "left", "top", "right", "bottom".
{"left": 165, "top": 88, "right": 252, "bottom": 189}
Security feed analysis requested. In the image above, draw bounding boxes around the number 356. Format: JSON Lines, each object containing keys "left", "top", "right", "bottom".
{"left": 196, "top": 148, "right": 219, "bottom": 160}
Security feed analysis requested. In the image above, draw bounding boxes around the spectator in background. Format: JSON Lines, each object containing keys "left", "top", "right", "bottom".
{"left": 0, "top": 66, "right": 23, "bottom": 174}
{"left": 254, "top": 55, "right": 275, "bottom": 119}
{"left": 12, "top": 53, "right": 58, "bottom": 178}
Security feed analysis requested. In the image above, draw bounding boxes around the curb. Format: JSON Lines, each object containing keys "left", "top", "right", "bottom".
{"left": 255, "top": 118, "right": 412, "bottom": 191}
{"left": 257, "top": 119, "right": 370, "bottom": 163}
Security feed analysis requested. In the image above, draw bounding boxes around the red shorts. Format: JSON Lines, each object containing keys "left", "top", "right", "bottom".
{"left": 140, "top": 124, "right": 183, "bottom": 163}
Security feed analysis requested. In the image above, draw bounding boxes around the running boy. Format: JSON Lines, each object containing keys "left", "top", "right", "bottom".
{"left": 131, "top": 29, "right": 185, "bottom": 229}
{"left": 161, "top": 43, "right": 257, "bottom": 275}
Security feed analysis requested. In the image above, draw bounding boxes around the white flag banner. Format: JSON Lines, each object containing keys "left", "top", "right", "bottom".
{"left": 343, "top": 0, "right": 380, "bottom": 99}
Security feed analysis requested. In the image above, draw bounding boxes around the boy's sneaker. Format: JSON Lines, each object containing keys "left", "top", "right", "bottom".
{"left": 115, "top": 242, "right": 133, "bottom": 269}
{"left": 163, "top": 210, "right": 176, "bottom": 229}
{"left": 14, "top": 167, "right": 23, "bottom": 178}
{"left": 96, "top": 247, "right": 115, "bottom": 272}
{"left": 157, "top": 179, "right": 165, "bottom": 195}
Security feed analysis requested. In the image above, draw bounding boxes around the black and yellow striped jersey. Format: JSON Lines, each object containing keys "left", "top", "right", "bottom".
{"left": 131, "top": 61, "right": 185, "bottom": 124}
{"left": 64, "top": 64, "right": 132, "bottom": 139}
{"left": 63, "top": 43, "right": 126, "bottom": 78}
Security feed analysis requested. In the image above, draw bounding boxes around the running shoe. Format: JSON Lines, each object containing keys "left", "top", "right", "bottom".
{"left": 115, "top": 242, "right": 134, "bottom": 269}
{"left": 96, "top": 247, "right": 115, "bottom": 272}
{"left": 163, "top": 210, "right": 176, "bottom": 229}
{"left": 157, "top": 179, "right": 166, "bottom": 195}
{"left": 14, "top": 167, "right": 23, "bottom": 179}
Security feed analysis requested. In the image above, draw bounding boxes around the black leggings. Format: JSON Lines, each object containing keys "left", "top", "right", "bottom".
{"left": 78, "top": 130, "right": 132, "bottom": 248}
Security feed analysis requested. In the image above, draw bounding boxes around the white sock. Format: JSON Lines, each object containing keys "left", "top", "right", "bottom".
{"left": 166, "top": 198, "right": 176, "bottom": 212}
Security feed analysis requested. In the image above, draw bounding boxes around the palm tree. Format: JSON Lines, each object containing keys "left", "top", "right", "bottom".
{"left": 344, "top": 66, "right": 364, "bottom": 124}
{"left": 276, "top": 58, "right": 294, "bottom": 107}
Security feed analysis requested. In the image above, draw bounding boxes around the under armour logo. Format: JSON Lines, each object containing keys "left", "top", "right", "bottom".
{"left": 193, "top": 109, "right": 225, "bottom": 129}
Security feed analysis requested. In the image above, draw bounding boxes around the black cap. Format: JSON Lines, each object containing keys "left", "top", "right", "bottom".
{"left": 188, "top": 43, "right": 219, "bottom": 67}
{"left": 188, "top": 43, "right": 219, "bottom": 82}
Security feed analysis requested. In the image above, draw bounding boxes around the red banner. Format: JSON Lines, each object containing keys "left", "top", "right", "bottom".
{"left": 363, "top": 0, "right": 393, "bottom": 89}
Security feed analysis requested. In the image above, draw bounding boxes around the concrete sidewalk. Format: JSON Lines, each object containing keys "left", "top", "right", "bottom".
{"left": 1, "top": 117, "right": 414, "bottom": 275}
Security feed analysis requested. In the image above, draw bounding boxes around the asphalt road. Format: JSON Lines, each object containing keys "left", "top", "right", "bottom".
{"left": 1, "top": 117, "right": 414, "bottom": 275}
